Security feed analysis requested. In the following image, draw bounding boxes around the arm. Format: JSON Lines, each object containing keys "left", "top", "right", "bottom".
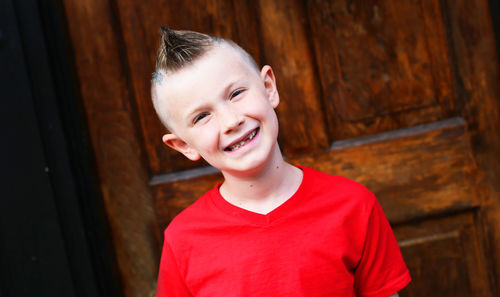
{"left": 354, "top": 196, "right": 411, "bottom": 296}
{"left": 389, "top": 293, "right": 399, "bottom": 297}
{"left": 156, "top": 240, "right": 192, "bottom": 297}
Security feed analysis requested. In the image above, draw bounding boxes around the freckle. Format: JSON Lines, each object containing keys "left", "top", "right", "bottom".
{"left": 276, "top": 166, "right": 279, "bottom": 169}
{"left": 250, "top": 184, "right": 253, "bottom": 187}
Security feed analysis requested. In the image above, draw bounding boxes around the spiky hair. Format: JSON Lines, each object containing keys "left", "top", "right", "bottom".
{"left": 151, "top": 27, "right": 260, "bottom": 131}
{"left": 155, "top": 26, "right": 218, "bottom": 73}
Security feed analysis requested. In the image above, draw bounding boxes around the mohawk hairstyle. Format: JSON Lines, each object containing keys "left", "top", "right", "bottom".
{"left": 155, "top": 26, "right": 218, "bottom": 73}
{"left": 151, "top": 26, "right": 260, "bottom": 131}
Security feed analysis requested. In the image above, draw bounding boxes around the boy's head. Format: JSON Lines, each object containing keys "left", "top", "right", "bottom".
{"left": 151, "top": 27, "right": 260, "bottom": 129}
{"left": 151, "top": 27, "right": 281, "bottom": 175}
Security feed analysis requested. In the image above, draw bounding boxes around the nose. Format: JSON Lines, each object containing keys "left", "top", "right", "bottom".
{"left": 219, "top": 105, "right": 243, "bottom": 134}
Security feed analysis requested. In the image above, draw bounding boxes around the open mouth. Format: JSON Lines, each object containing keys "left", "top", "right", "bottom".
{"left": 224, "top": 128, "right": 259, "bottom": 152}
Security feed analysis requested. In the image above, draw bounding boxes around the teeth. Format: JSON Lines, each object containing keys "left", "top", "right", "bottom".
{"left": 227, "top": 129, "right": 257, "bottom": 151}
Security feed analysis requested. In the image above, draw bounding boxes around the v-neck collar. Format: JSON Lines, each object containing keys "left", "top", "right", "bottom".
{"left": 209, "top": 166, "right": 312, "bottom": 226}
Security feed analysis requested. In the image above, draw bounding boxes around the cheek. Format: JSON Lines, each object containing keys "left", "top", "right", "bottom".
{"left": 239, "top": 97, "right": 273, "bottom": 118}
{"left": 268, "top": 110, "right": 280, "bottom": 137}
{"left": 190, "top": 123, "right": 220, "bottom": 151}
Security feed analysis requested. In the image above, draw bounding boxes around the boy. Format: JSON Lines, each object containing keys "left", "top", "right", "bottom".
{"left": 151, "top": 27, "right": 411, "bottom": 297}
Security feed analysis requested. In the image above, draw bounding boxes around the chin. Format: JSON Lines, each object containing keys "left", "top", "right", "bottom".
{"left": 227, "top": 155, "right": 275, "bottom": 177}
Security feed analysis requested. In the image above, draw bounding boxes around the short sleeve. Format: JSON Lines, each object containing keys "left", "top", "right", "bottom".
{"left": 155, "top": 238, "right": 192, "bottom": 297}
{"left": 354, "top": 196, "right": 411, "bottom": 297}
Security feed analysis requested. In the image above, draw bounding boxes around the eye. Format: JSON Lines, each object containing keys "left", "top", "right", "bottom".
{"left": 230, "top": 89, "right": 245, "bottom": 99}
{"left": 193, "top": 112, "right": 209, "bottom": 124}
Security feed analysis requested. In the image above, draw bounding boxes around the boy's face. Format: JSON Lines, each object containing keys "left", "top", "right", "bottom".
{"left": 156, "top": 44, "right": 280, "bottom": 176}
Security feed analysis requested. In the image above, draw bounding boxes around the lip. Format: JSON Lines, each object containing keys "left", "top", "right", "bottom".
{"left": 224, "top": 127, "right": 260, "bottom": 152}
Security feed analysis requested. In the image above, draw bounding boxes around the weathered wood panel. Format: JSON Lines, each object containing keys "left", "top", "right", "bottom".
{"left": 307, "top": 0, "right": 455, "bottom": 140}
{"left": 395, "top": 212, "right": 492, "bottom": 297}
{"left": 59, "top": 0, "right": 500, "bottom": 296}
{"left": 444, "top": 0, "right": 500, "bottom": 290}
{"left": 256, "top": 0, "right": 330, "bottom": 156}
{"left": 60, "top": 1, "right": 159, "bottom": 296}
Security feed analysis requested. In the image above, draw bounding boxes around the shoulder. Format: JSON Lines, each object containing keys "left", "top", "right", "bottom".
{"left": 163, "top": 185, "right": 218, "bottom": 240}
{"left": 297, "top": 166, "right": 378, "bottom": 223}
{"left": 301, "top": 166, "right": 375, "bottom": 204}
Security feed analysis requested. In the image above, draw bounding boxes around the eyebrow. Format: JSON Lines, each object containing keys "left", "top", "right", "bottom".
{"left": 222, "top": 80, "right": 238, "bottom": 97}
{"left": 184, "top": 78, "right": 244, "bottom": 121}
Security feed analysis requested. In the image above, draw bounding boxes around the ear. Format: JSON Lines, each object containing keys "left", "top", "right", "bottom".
{"left": 260, "top": 65, "right": 280, "bottom": 108}
{"left": 162, "top": 133, "right": 201, "bottom": 161}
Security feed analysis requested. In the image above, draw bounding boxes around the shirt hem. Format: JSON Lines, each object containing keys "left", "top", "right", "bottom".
{"left": 358, "top": 269, "right": 412, "bottom": 297}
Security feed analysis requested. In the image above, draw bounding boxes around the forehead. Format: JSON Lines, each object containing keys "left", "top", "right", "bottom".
{"left": 156, "top": 44, "right": 260, "bottom": 122}
{"left": 166, "top": 43, "right": 257, "bottom": 87}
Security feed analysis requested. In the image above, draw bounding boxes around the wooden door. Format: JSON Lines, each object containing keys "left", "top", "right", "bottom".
{"left": 61, "top": 0, "right": 500, "bottom": 296}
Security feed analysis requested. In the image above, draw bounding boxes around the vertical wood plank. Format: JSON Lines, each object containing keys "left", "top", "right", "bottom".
{"left": 60, "top": 1, "right": 160, "bottom": 296}
{"left": 256, "top": 0, "right": 330, "bottom": 156}
{"left": 444, "top": 0, "right": 500, "bottom": 293}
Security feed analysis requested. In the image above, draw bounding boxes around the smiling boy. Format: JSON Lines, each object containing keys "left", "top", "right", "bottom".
{"left": 152, "top": 27, "right": 411, "bottom": 297}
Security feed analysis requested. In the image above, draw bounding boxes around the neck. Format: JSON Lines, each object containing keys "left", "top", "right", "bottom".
{"left": 219, "top": 146, "right": 303, "bottom": 214}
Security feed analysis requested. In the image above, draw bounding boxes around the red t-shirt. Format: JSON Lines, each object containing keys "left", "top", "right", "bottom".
{"left": 156, "top": 166, "right": 411, "bottom": 297}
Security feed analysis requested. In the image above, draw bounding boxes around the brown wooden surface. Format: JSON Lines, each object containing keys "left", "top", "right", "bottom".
{"left": 444, "top": 1, "right": 500, "bottom": 291}
{"left": 60, "top": 1, "right": 160, "bottom": 296}
{"left": 395, "top": 212, "right": 492, "bottom": 297}
{"left": 59, "top": 0, "right": 500, "bottom": 296}
{"left": 256, "top": 0, "right": 331, "bottom": 156}
{"left": 307, "top": 0, "right": 456, "bottom": 139}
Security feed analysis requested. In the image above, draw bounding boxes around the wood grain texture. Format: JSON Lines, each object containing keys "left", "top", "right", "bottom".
{"left": 307, "top": 0, "right": 455, "bottom": 140}
{"left": 60, "top": 1, "right": 159, "bottom": 296}
{"left": 92, "top": 112, "right": 160, "bottom": 297}
{"left": 256, "top": 0, "right": 330, "bottom": 156}
{"left": 444, "top": 0, "right": 500, "bottom": 292}
{"left": 395, "top": 212, "right": 492, "bottom": 296}
{"left": 60, "top": 0, "right": 500, "bottom": 295}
